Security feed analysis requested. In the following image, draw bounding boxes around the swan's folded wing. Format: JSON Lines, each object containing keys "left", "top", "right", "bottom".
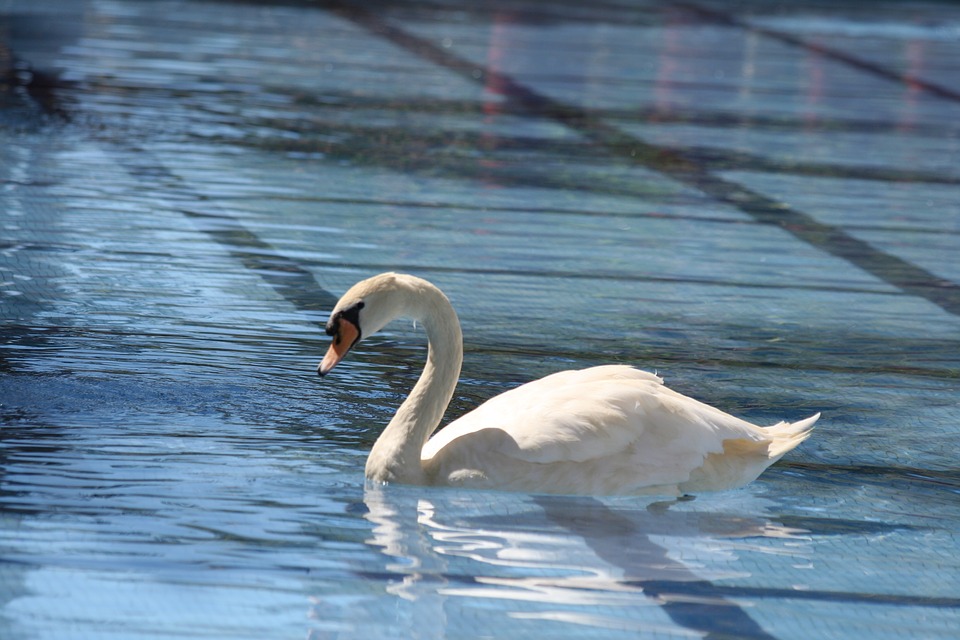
{"left": 424, "top": 365, "right": 674, "bottom": 465}
{"left": 423, "top": 365, "right": 786, "bottom": 493}
{"left": 422, "top": 364, "right": 816, "bottom": 494}
{"left": 501, "top": 379, "right": 663, "bottom": 463}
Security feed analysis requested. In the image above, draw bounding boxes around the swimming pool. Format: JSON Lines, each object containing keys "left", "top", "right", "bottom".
{"left": 2, "top": 0, "right": 959, "bottom": 638}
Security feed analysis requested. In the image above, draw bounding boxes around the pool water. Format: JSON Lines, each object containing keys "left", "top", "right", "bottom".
{"left": 2, "top": 0, "right": 959, "bottom": 638}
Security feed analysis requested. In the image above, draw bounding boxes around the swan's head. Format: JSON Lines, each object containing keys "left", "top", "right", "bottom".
{"left": 317, "top": 273, "right": 425, "bottom": 377}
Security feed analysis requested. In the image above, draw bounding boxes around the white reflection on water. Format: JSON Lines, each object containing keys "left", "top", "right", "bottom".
{"left": 362, "top": 485, "right": 811, "bottom": 636}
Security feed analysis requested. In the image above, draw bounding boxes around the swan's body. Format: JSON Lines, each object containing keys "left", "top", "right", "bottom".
{"left": 319, "top": 273, "right": 818, "bottom": 496}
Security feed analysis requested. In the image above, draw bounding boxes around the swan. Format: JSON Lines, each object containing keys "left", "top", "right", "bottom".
{"left": 318, "top": 272, "right": 818, "bottom": 496}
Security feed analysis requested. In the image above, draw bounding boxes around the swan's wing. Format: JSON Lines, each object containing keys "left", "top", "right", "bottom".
{"left": 422, "top": 365, "right": 661, "bottom": 461}
{"left": 423, "top": 365, "right": 794, "bottom": 493}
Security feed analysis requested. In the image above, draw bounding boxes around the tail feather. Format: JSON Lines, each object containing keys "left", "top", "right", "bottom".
{"left": 766, "top": 412, "right": 819, "bottom": 458}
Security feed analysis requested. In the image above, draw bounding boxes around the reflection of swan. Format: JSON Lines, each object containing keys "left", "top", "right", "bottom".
{"left": 320, "top": 273, "right": 818, "bottom": 495}
{"left": 360, "top": 487, "right": 812, "bottom": 637}
{"left": 363, "top": 488, "right": 439, "bottom": 601}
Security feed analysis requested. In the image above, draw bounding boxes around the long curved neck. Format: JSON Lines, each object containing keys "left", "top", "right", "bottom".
{"left": 365, "top": 284, "right": 462, "bottom": 486}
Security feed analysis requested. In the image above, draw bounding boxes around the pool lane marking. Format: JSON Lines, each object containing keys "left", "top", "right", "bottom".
{"left": 14, "top": 59, "right": 340, "bottom": 319}
{"left": 102, "top": 142, "right": 340, "bottom": 315}
{"left": 680, "top": 2, "right": 960, "bottom": 105}
{"left": 329, "top": 2, "right": 960, "bottom": 318}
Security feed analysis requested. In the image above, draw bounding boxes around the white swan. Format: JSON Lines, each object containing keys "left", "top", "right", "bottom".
{"left": 318, "top": 273, "right": 818, "bottom": 496}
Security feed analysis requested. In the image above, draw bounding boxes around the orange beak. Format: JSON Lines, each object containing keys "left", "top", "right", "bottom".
{"left": 318, "top": 318, "right": 360, "bottom": 377}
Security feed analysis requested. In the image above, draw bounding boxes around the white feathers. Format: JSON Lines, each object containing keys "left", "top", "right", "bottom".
{"left": 325, "top": 273, "right": 818, "bottom": 496}
{"left": 421, "top": 365, "right": 818, "bottom": 495}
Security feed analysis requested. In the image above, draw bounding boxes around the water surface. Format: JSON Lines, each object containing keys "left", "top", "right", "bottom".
{"left": 2, "top": 1, "right": 959, "bottom": 638}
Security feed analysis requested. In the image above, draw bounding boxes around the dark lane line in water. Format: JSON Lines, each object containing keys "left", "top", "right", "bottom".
{"left": 676, "top": 147, "right": 960, "bottom": 186}
{"left": 4, "top": 317, "right": 957, "bottom": 382}
{"left": 531, "top": 494, "right": 960, "bottom": 640}
{"left": 300, "top": 257, "right": 902, "bottom": 297}
{"left": 681, "top": 2, "right": 960, "bottom": 105}
{"left": 783, "top": 461, "right": 960, "bottom": 495}
{"left": 99, "top": 142, "right": 339, "bottom": 316}
{"left": 234, "top": 120, "right": 960, "bottom": 187}
{"left": 220, "top": 88, "right": 958, "bottom": 138}
{"left": 16, "top": 69, "right": 955, "bottom": 384}
{"left": 12, "top": 63, "right": 339, "bottom": 321}
{"left": 535, "top": 496, "right": 780, "bottom": 640}
{"left": 330, "top": 3, "right": 960, "bottom": 319}
{"left": 234, "top": 194, "right": 958, "bottom": 236}
{"left": 12, "top": 21, "right": 958, "bottom": 389}
{"left": 180, "top": 209, "right": 337, "bottom": 314}
{"left": 630, "top": 580, "right": 960, "bottom": 610}
{"left": 352, "top": 567, "right": 960, "bottom": 610}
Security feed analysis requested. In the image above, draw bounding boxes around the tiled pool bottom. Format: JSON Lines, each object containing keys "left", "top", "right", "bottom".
{"left": 2, "top": 0, "right": 960, "bottom": 638}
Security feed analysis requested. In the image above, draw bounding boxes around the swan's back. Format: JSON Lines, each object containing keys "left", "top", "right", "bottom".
{"left": 422, "top": 365, "right": 818, "bottom": 495}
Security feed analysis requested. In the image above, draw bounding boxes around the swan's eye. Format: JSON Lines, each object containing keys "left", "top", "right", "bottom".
{"left": 324, "top": 314, "right": 340, "bottom": 337}
{"left": 324, "top": 300, "right": 365, "bottom": 349}
{"left": 325, "top": 301, "right": 363, "bottom": 338}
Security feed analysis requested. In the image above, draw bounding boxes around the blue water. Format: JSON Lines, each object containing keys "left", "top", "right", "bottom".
{"left": 2, "top": 1, "right": 960, "bottom": 638}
